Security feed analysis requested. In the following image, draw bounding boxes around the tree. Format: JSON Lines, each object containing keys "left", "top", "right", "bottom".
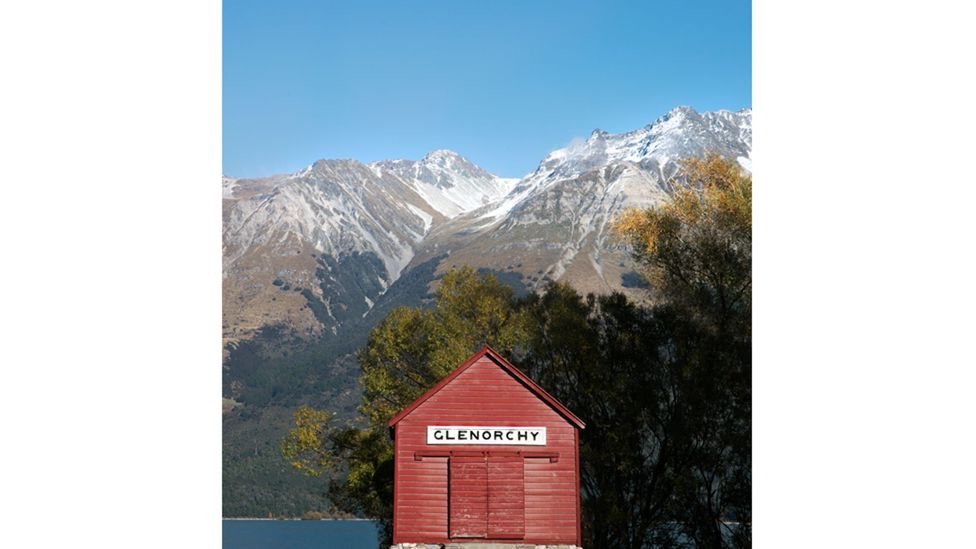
{"left": 520, "top": 284, "right": 686, "bottom": 548}
{"left": 616, "top": 154, "right": 752, "bottom": 336}
{"left": 358, "top": 267, "right": 530, "bottom": 427}
{"left": 616, "top": 153, "right": 752, "bottom": 547}
{"left": 281, "top": 406, "right": 333, "bottom": 477}
{"left": 283, "top": 267, "right": 530, "bottom": 546}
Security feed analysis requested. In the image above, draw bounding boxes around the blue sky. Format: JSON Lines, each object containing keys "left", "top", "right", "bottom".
{"left": 224, "top": 0, "right": 751, "bottom": 178}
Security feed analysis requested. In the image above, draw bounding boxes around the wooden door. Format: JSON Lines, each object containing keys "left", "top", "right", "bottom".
{"left": 449, "top": 455, "right": 525, "bottom": 540}
{"left": 449, "top": 456, "right": 487, "bottom": 538}
{"left": 487, "top": 455, "right": 525, "bottom": 539}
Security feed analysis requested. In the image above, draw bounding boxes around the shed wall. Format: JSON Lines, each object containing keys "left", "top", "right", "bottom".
{"left": 393, "top": 355, "right": 579, "bottom": 545}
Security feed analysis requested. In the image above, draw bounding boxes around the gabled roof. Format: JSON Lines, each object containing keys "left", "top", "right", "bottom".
{"left": 387, "top": 345, "right": 585, "bottom": 429}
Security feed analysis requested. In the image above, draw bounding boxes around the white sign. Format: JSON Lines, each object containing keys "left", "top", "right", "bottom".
{"left": 426, "top": 426, "right": 547, "bottom": 446}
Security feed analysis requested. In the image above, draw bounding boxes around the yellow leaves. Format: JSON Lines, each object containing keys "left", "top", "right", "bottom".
{"left": 679, "top": 154, "right": 745, "bottom": 192}
{"left": 280, "top": 405, "right": 333, "bottom": 477}
{"left": 612, "top": 153, "right": 752, "bottom": 322}
{"left": 615, "top": 208, "right": 664, "bottom": 255}
{"left": 346, "top": 461, "right": 375, "bottom": 490}
{"left": 614, "top": 153, "right": 751, "bottom": 252}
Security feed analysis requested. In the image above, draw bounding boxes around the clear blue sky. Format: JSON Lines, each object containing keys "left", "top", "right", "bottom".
{"left": 224, "top": 0, "right": 751, "bottom": 178}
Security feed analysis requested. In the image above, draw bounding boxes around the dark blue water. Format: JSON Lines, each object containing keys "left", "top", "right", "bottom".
{"left": 223, "top": 520, "right": 379, "bottom": 549}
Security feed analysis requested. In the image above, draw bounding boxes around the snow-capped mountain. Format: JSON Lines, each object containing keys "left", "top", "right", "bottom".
{"left": 370, "top": 149, "right": 518, "bottom": 218}
{"left": 222, "top": 106, "right": 751, "bottom": 353}
{"left": 412, "top": 106, "right": 752, "bottom": 297}
{"left": 222, "top": 150, "right": 515, "bottom": 346}
{"left": 480, "top": 106, "right": 750, "bottom": 221}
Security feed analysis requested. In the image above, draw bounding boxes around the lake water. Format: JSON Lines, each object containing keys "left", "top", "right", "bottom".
{"left": 223, "top": 520, "right": 380, "bottom": 549}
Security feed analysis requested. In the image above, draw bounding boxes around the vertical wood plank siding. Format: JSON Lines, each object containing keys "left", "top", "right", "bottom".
{"left": 487, "top": 455, "right": 525, "bottom": 538}
{"left": 449, "top": 456, "right": 489, "bottom": 538}
{"left": 393, "top": 354, "right": 580, "bottom": 545}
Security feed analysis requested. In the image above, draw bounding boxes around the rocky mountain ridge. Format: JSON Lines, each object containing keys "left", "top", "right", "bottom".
{"left": 410, "top": 106, "right": 751, "bottom": 298}
{"left": 222, "top": 106, "right": 751, "bottom": 366}
{"left": 222, "top": 151, "right": 515, "bottom": 349}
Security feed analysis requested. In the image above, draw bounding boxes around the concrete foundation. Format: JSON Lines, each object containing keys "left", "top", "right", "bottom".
{"left": 391, "top": 544, "right": 582, "bottom": 549}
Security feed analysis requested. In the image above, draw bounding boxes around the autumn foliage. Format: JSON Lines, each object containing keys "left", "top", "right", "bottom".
{"left": 615, "top": 154, "right": 751, "bottom": 334}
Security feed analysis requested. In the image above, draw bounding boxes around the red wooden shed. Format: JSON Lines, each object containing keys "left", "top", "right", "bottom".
{"left": 388, "top": 346, "right": 585, "bottom": 548}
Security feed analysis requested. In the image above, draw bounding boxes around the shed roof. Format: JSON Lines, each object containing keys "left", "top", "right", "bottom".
{"left": 387, "top": 345, "right": 585, "bottom": 429}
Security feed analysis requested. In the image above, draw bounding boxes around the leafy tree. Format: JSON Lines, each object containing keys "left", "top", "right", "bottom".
{"left": 521, "top": 285, "right": 684, "bottom": 548}
{"left": 283, "top": 267, "right": 530, "bottom": 546}
{"left": 616, "top": 154, "right": 751, "bottom": 335}
{"left": 615, "top": 153, "right": 752, "bottom": 547}
{"left": 281, "top": 406, "right": 333, "bottom": 477}
{"left": 358, "top": 267, "right": 530, "bottom": 426}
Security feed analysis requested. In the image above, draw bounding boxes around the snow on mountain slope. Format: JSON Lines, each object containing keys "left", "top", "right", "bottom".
{"left": 223, "top": 151, "right": 512, "bottom": 345}
{"left": 481, "top": 106, "right": 751, "bottom": 221}
{"left": 222, "top": 106, "right": 751, "bottom": 352}
{"left": 371, "top": 150, "right": 518, "bottom": 218}
{"left": 413, "top": 106, "right": 752, "bottom": 298}
{"left": 225, "top": 160, "right": 424, "bottom": 278}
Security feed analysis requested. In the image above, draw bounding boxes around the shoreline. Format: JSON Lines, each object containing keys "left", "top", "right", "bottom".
{"left": 222, "top": 517, "right": 374, "bottom": 521}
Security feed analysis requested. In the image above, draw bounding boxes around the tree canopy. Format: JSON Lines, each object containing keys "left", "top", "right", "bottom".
{"left": 282, "top": 267, "right": 531, "bottom": 543}
{"left": 616, "top": 154, "right": 752, "bottom": 335}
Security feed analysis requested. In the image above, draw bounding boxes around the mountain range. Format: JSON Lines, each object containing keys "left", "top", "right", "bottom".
{"left": 221, "top": 105, "right": 752, "bottom": 516}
